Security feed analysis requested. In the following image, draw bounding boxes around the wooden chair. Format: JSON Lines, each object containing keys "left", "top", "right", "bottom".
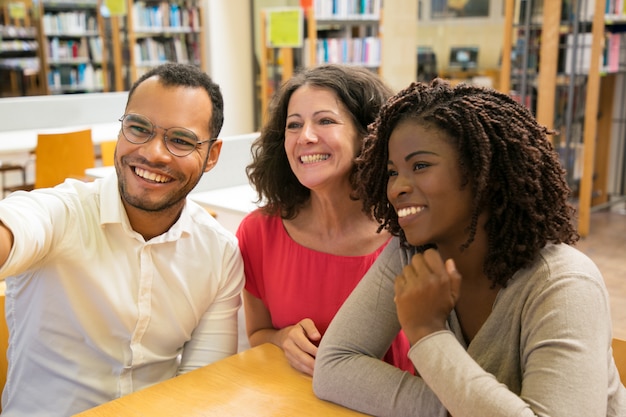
{"left": 5, "top": 129, "right": 96, "bottom": 194}
{"left": 0, "top": 162, "right": 27, "bottom": 197}
{"left": 98, "top": 140, "right": 117, "bottom": 167}
{"left": 613, "top": 337, "right": 626, "bottom": 386}
{"left": 35, "top": 129, "right": 96, "bottom": 189}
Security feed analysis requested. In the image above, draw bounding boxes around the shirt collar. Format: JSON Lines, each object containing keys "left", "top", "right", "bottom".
{"left": 98, "top": 172, "right": 193, "bottom": 243}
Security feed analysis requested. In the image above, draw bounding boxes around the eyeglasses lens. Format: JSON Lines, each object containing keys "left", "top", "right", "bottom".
{"left": 122, "top": 114, "right": 153, "bottom": 143}
{"left": 121, "top": 114, "right": 200, "bottom": 156}
{"left": 165, "top": 129, "right": 199, "bottom": 155}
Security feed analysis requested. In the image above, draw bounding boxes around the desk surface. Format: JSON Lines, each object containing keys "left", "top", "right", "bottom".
{"left": 189, "top": 184, "right": 258, "bottom": 214}
{"left": 84, "top": 166, "right": 115, "bottom": 179}
{"left": 0, "top": 122, "right": 120, "bottom": 154}
{"left": 74, "top": 343, "right": 369, "bottom": 417}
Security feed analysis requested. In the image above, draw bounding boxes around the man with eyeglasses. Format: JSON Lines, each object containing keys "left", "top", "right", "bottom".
{"left": 0, "top": 63, "right": 245, "bottom": 416}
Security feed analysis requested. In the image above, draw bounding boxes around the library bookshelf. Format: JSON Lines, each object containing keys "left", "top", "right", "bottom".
{"left": 501, "top": 0, "right": 626, "bottom": 237}
{"left": 40, "top": 0, "right": 108, "bottom": 94}
{"left": 119, "top": 0, "right": 206, "bottom": 84}
{"left": 0, "top": 0, "right": 46, "bottom": 97}
{"left": 259, "top": 0, "right": 383, "bottom": 122}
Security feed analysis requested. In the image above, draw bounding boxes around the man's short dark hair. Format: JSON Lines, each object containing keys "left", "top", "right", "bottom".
{"left": 126, "top": 63, "right": 224, "bottom": 138}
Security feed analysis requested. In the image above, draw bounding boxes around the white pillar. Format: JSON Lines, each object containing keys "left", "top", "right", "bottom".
{"left": 204, "top": 0, "right": 255, "bottom": 136}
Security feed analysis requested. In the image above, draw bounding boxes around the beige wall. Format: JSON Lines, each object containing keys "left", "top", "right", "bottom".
{"left": 417, "top": 1, "right": 506, "bottom": 72}
{"left": 417, "top": 22, "right": 504, "bottom": 71}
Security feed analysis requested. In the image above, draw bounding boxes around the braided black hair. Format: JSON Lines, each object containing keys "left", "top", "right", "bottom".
{"left": 357, "top": 79, "right": 579, "bottom": 287}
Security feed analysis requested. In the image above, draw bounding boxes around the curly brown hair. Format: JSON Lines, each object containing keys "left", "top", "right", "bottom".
{"left": 247, "top": 64, "right": 393, "bottom": 219}
{"left": 356, "top": 79, "right": 580, "bottom": 287}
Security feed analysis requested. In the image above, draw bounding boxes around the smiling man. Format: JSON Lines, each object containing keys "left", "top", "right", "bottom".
{"left": 0, "top": 63, "right": 244, "bottom": 416}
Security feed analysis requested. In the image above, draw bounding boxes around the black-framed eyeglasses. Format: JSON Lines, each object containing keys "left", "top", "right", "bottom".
{"left": 118, "top": 113, "right": 216, "bottom": 157}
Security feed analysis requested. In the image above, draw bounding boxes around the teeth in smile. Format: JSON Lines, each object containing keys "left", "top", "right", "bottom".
{"left": 134, "top": 167, "right": 169, "bottom": 183}
{"left": 397, "top": 206, "right": 424, "bottom": 218}
{"left": 300, "top": 154, "right": 329, "bottom": 164}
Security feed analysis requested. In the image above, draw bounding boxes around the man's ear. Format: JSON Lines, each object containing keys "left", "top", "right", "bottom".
{"left": 204, "top": 139, "right": 223, "bottom": 173}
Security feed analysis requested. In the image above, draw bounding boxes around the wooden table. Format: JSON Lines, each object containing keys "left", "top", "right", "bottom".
{"left": 73, "top": 343, "right": 369, "bottom": 417}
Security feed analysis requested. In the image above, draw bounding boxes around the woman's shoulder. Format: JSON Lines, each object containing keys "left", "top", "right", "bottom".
{"left": 239, "top": 208, "right": 281, "bottom": 229}
{"left": 237, "top": 208, "right": 284, "bottom": 242}
{"left": 507, "top": 243, "right": 605, "bottom": 297}
{"left": 539, "top": 243, "right": 602, "bottom": 280}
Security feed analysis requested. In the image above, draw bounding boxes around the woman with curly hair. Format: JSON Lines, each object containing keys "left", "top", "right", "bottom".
{"left": 313, "top": 79, "right": 626, "bottom": 416}
{"left": 236, "top": 64, "right": 412, "bottom": 376}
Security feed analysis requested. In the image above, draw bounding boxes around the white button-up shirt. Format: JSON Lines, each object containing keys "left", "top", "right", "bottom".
{"left": 0, "top": 174, "right": 244, "bottom": 416}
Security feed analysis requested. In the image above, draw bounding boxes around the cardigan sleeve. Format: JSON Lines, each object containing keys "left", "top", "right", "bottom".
{"left": 313, "top": 237, "right": 446, "bottom": 417}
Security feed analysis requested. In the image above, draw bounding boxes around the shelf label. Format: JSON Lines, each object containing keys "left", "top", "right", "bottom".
{"left": 8, "top": 2, "right": 27, "bottom": 20}
{"left": 266, "top": 7, "right": 303, "bottom": 48}
{"left": 104, "top": 0, "right": 126, "bottom": 16}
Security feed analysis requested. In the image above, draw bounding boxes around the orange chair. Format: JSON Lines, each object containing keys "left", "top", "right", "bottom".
{"left": 34, "top": 129, "right": 95, "bottom": 189}
{"left": 99, "top": 140, "right": 117, "bottom": 167}
{"left": 613, "top": 338, "right": 626, "bottom": 386}
{"left": 5, "top": 129, "right": 96, "bottom": 194}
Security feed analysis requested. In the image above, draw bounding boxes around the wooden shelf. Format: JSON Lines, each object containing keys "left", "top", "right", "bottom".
{"left": 0, "top": 0, "right": 46, "bottom": 97}
{"left": 115, "top": 0, "right": 206, "bottom": 88}
{"left": 39, "top": 0, "right": 108, "bottom": 94}
{"left": 258, "top": 2, "right": 383, "bottom": 122}
{"left": 502, "top": 0, "right": 618, "bottom": 237}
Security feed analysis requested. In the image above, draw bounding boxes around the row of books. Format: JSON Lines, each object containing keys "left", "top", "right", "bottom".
{"left": 47, "top": 63, "right": 103, "bottom": 90}
{"left": 519, "top": 0, "right": 626, "bottom": 23}
{"left": 303, "top": 36, "right": 380, "bottom": 67}
{"left": 0, "top": 40, "right": 38, "bottom": 53}
{"left": 0, "top": 25, "right": 37, "bottom": 39}
{"left": 0, "top": 57, "right": 39, "bottom": 71}
{"left": 606, "top": 0, "right": 626, "bottom": 17}
{"left": 556, "top": 141, "right": 585, "bottom": 182}
{"left": 562, "top": 31, "right": 626, "bottom": 74}
{"left": 313, "top": 0, "right": 381, "bottom": 19}
{"left": 133, "top": 37, "right": 198, "bottom": 65}
{"left": 132, "top": 2, "right": 201, "bottom": 31}
{"left": 42, "top": 12, "right": 98, "bottom": 35}
{"left": 605, "top": 31, "right": 626, "bottom": 73}
{"left": 47, "top": 37, "right": 102, "bottom": 62}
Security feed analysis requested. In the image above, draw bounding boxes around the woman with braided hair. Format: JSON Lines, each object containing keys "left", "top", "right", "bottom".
{"left": 313, "top": 79, "right": 626, "bottom": 416}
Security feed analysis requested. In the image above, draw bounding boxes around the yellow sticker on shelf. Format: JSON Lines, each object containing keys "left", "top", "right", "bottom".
{"left": 104, "top": 0, "right": 127, "bottom": 17}
{"left": 266, "top": 7, "right": 303, "bottom": 49}
{"left": 7, "top": 2, "right": 27, "bottom": 20}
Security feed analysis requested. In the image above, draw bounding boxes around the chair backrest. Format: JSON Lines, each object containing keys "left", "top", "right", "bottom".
{"left": 613, "top": 338, "right": 626, "bottom": 386}
{"left": 35, "top": 129, "right": 95, "bottom": 189}
{"left": 99, "top": 140, "right": 117, "bottom": 167}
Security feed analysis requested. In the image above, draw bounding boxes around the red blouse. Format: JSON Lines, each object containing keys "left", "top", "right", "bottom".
{"left": 237, "top": 209, "right": 413, "bottom": 373}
